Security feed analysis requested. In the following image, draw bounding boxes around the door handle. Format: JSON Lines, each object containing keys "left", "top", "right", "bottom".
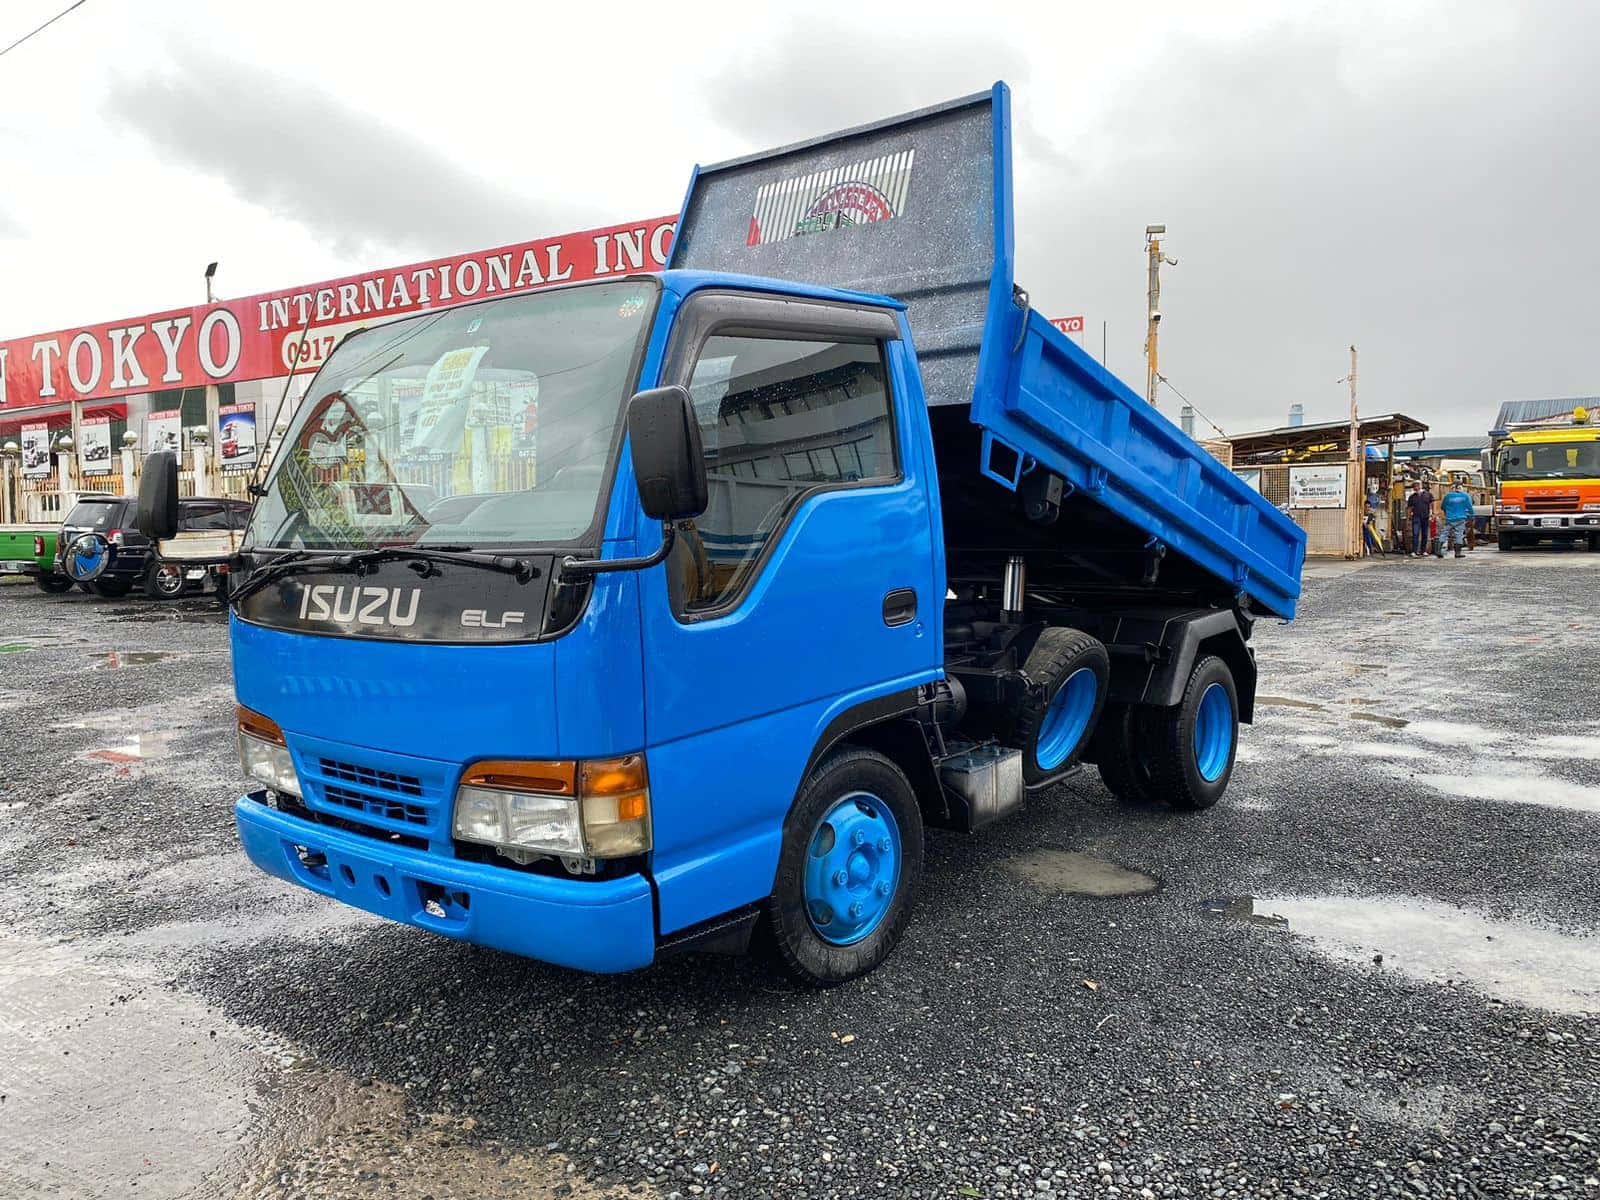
{"left": 882, "top": 588, "right": 917, "bottom": 627}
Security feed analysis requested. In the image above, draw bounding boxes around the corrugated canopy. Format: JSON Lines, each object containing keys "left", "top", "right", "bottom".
{"left": 1225, "top": 413, "right": 1427, "bottom": 462}
{"left": 1492, "top": 397, "right": 1599, "bottom": 431}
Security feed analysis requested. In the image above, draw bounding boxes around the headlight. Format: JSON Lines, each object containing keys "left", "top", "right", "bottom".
{"left": 237, "top": 705, "right": 301, "bottom": 797}
{"left": 452, "top": 754, "right": 650, "bottom": 861}
{"left": 1500, "top": 503, "right": 1521, "bottom": 513}
{"left": 1583, "top": 502, "right": 1600, "bottom": 512}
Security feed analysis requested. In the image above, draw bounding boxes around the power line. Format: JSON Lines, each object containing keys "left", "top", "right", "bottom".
{"left": 0, "top": 0, "right": 87, "bottom": 61}
{"left": 1156, "top": 373, "right": 1227, "bottom": 438}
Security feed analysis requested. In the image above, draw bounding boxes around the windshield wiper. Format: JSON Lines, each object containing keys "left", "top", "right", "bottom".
{"left": 230, "top": 546, "right": 540, "bottom": 607}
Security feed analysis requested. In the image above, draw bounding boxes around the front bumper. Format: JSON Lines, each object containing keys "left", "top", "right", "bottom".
{"left": 1498, "top": 514, "right": 1600, "bottom": 534}
{"left": 235, "top": 792, "right": 657, "bottom": 973}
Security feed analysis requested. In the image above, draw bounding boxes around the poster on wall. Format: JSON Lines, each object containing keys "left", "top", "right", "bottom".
{"left": 21, "top": 422, "right": 50, "bottom": 478}
{"left": 218, "top": 402, "right": 257, "bottom": 473}
{"left": 80, "top": 415, "right": 113, "bottom": 475}
{"left": 1288, "top": 464, "right": 1347, "bottom": 509}
{"left": 147, "top": 409, "right": 181, "bottom": 454}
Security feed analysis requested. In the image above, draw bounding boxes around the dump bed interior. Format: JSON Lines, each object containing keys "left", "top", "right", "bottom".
{"left": 670, "top": 83, "right": 1306, "bottom": 619}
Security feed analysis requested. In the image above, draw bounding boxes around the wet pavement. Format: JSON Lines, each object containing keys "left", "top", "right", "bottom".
{"left": 1, "top": 548, "right": 1599, "bottom": 1199}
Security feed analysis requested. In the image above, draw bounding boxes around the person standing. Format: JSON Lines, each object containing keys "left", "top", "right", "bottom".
{"left": 1441, "top": 479, "right": 1473, "bottom": 558}
{"left": 1407, "top": 481, "right": 1434, "bottom": 557}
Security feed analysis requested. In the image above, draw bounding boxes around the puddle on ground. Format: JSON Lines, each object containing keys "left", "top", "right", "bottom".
{"left": 1258, "top": 695, "right": 1327, "bottom": 711}
{"left": 89, "top": 650, "right": 178, "bottom": 669}
{"left": 1350, "top": 712, "right": 1410, "bottom": 728}
{"left": 1407, "top": 720, "right": 1503, "bottom": 747}
{"left": 1522, "top": 734, "right": 1600, "bottom": 761}
{"left": 1007, "top": 849, "right": 1159, "bottom": 896}
{"left": 1202, "top": 895, "right": 1289, "bottom": 928}
{"left": 1203, "top": 893, "right": 1600, "bottom": 1013}
{"left": 1342, "top": 742, "right": 1432, "bottom": 760}
{"left": 1420, "top": 772, "right": 1600, "bottom": 814}
{"left": 88, "top": 732, "right": 176, "bottom": 764}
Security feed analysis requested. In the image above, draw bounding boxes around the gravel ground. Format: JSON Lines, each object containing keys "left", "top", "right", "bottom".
{"left": 0, "top": 547, "right": 1597, "bottom": 1199}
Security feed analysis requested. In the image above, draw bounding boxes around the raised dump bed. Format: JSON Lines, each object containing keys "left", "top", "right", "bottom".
{"left": 669, "top": 83, "right": 1305, "bottom": 618}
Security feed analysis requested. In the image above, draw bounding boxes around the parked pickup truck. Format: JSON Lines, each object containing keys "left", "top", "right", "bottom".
{"left": 138, "top": 84, "right": 1305, "bottom": 985}
{"left": 0, "top": 525, "right": 71, "bottom": 592}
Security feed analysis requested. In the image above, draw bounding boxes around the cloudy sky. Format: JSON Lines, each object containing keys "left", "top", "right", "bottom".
{"left": 1, "top": 0, "right": 1594, "bottom": 435}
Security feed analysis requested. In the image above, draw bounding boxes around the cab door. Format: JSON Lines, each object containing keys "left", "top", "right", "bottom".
{"left": 637, "top": 292, "right": 942, "bottom": 935}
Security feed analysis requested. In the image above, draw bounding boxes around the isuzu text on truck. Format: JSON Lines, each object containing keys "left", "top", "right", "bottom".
{"left": 134, "top": 86, "right": 1304, "bottom": 985}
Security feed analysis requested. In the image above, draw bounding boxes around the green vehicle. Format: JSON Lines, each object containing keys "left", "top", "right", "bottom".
{"left": 0, "top": 524, "right": 72, "bottom": 593}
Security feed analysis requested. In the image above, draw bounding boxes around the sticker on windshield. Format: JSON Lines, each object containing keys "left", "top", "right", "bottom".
{"left": 747, "top": 149, "right": 915, "bottom": 247}
{"left": 411, "top": 345, "right": 490, "bottom": 454}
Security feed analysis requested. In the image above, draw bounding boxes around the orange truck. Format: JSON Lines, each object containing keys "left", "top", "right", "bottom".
{"left": 1490, "top": 406, "right": 1600, "bottom": 551}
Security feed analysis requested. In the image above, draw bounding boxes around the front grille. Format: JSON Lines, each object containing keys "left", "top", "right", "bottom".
{"left": 278, "top": 794, "right": 428, "bottom": 851}
{"left": 319, "top": 757, "right": 424, "bottom": 797}
{"left": 1523, "top": 495, "right": 1578, "bottom": 513}
{"left": 322, "top": 783, "right": 429, "bottom": 826}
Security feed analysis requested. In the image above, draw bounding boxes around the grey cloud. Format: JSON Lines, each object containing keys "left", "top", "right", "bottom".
{"left": 102, "top": 54, "right": 578, "bottom": 260}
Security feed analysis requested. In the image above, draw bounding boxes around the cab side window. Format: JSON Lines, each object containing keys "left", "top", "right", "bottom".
{"left": 672, "top": 334, "right": 896, "bottom": 615}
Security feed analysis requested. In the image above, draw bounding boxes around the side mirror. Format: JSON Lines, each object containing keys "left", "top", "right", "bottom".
{"left": 135, "top": 450, "right": 180, "bottom": 540}
{"left": 626, "top": 386, "right": 707, "bottom": 522}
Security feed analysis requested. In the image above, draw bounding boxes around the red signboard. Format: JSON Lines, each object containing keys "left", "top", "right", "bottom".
{"left": 0, "top": 216, "right": 677, "bottom": 411}
{"left": 1050, "top": 316, "right": 1085, "bottom": 335}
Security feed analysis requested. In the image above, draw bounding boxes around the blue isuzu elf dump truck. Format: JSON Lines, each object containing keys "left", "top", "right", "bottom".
{"left": 135, "top": 83, "right": 1304, "bottom": 985}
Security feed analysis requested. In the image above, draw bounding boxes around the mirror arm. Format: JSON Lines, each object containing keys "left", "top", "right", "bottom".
{"left": 559, "top": 521, "right": 678, "bottom": 579}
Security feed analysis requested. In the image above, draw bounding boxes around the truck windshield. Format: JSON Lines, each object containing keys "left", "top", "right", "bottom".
{"left": 1499, "top": 441, "right": 1600, "bottom": 481}
{"left": 246, "top": 280, "right": 658, "bottom": 551}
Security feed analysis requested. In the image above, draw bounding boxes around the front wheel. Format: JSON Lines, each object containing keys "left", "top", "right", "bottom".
{"left": 762, "top": 747, "right": 924, "bottom": 987}
{"left": 34, "top": 574, "right": 74, "bottom": 594}
{"left": 1497, "top": 532, "right": 1513, "bottom": 551}
{"left": 90, "top": 578, "right": 132, "bottom": 598}
{"left": 1145, "top": 655, "right": 1238, "bottom": 812}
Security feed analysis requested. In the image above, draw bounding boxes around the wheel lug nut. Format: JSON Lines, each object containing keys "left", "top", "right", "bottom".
{"left": 848, "top": 901, "right": 864, "bottom": 918}
{"left": 833, "top": 870, "right": 848, "bottom": 886}
{"left": 850, "top": 829, "right": 866, "bottom": 846}
{"left": 876, "top": 881, "right": 891, "bottom": 897}
{"left": 877, "top": 837, "right": 891, "bottom": 853}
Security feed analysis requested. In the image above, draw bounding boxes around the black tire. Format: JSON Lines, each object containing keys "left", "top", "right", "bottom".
{"left": 1093, "top": 702, "right": 1160, "bottom": 806}
{"left": 34, "top": 574, "right": 74, "bottom": 594}
{"left": 1145, "top": 655, "right": 1238, "bottom": 812}
{"left": 143, "top": 561, "right": 185, "bottom": 600}
{"left": 1497, "top": 532, "right": 1513, "bottom": 551}
{"left": 762, "top": 747, "right": 924, "bottom": 987}
{"left": 90, "top": 578, "right": 131, "bottom": 598}
{"left": 76, "top": 582, "right": 92, "bottom": 593}
{"left": 215, "top": 573, "right": 230, "bottom": 604}
{"left": 1007, "top": 626, "right": 1110, "bottom": 786}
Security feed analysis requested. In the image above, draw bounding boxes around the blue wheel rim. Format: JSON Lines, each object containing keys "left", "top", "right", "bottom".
{"left": 1192, "top": 682, "right": 1234, "bottom": 782}
{"left": 1034, "top": 667, "right": 1099, "bottom": 771}
{"left": 803, "top": 792, "right": 901, "bottom": 946}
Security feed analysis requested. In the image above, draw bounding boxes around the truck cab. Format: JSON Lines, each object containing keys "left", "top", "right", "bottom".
{"left": 1491, "top": 409, "right": 1600, "bottom": 550}
{"left": 141, "top": 85, "right": 1304, "bottom": 985}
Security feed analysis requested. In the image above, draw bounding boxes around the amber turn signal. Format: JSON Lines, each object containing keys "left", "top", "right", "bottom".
{"left": 462, "top": 760, "right": 577, "bottom": 796}
{"left": 236, "top": 704, "right": 286, "bottom": 746}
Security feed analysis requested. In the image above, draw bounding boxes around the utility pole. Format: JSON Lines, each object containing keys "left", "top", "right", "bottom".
{"left": 1144, "top": 225, "right": 1175, "bottom": 406}
{"left": 1341, "top": 345, "right": 1360, "bottom": 557}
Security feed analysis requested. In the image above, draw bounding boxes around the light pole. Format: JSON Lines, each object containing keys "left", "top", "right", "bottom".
{"left": 204, "top": 261, "right": 219, "bottom": 305}
{"left": 1144, "top": 225, "right": 1176, "bottom": 407}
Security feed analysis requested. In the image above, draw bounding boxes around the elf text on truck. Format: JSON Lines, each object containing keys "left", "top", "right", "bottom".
{"left": 138, "top": 85, "right": 1304, "bottom": 986}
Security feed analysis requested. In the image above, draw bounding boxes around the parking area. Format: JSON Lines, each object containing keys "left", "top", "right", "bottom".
{"left": 1, "top": 550, "right": 1597, "bottom": 1200}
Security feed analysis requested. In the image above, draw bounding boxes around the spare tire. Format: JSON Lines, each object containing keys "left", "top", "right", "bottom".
{"left": 1008, "top": 626, "right": 1110, "bottom": 786}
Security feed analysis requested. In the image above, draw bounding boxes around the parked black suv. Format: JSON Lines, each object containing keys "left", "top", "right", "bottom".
{"left": 58, "top": 495, "right": 251, "bottom": 599}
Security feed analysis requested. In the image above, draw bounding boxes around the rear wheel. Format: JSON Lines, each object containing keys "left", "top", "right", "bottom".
{"left": 1145, "top": 655, "right": 1238, "bottom": 812}
{"left": 34, "top": 574, "right": 74, "bottom": 594}
{"left": 1093, "top": 702, "right": 1159, "bottom": 806}
{"left": 1007, "top": 627, "right": 1109, "bottom": 786}
{"left": 143, "top": 561, "right": 185, "bottom": 600}
{"left": 763, "top": 747, "right": 923, "bottom": 987}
